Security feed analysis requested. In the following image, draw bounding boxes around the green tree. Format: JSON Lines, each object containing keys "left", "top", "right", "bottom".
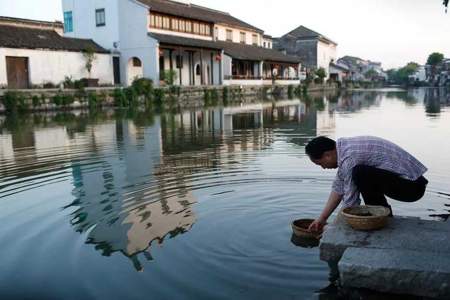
{"left": 315, "top": 68, "right": 327, "bottom": 83}
{"left": 387, "top": 62, "right": 419, "bottom": 85}
{"left": 163, "top": 70, "right": 177, "bottom": 86}
{"left": 82, "top": 46, "right": 97, "bottom": 78}
{"left": 364, "top": 69, "right": 378, "bottom": 81}
{"left": 427, "top": 52, "right": 444, "bottom": 66}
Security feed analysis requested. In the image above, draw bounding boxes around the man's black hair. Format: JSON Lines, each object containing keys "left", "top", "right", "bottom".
{"left": 305, "top": 136, "right": 336, "bottom": 159}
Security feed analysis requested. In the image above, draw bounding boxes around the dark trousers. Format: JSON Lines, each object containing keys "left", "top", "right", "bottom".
{"left": 352, "top": 165, "right": 428, "bottom": 215}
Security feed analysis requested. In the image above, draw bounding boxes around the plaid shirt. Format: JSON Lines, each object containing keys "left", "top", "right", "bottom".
{"left": 332, "top": 136, "right": 428, "bottom": 207}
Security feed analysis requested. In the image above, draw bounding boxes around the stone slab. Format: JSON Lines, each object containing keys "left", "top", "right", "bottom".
{"left": 320, "top": 215, "right": 450, "bottom": 262}
{"left": 339, "top": 247, "right": 450, "bottom": 299}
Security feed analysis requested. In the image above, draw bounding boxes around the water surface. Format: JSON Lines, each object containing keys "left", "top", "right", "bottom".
{"left": 0, "top": 88, "right": 449, "bottom": 299}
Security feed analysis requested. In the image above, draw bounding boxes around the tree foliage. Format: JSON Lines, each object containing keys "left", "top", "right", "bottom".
{"left": 387, "top": 62, "right": 419, "bottom": 84}
{"left": 427, "top": 52, "right": 444, "bottom": 66}
{"left": 315, "top": 68, "right": 327, "bottom": 79}
{"left": 82, "top": 46, "right": 97, "bottom": 78}
{"left": 364, "top": 69, "right": 378, "bottom": 80}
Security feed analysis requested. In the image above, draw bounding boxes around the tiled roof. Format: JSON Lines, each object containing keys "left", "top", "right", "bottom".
{"left": 218, "top": 41, "right": 301, "bottom": 64}
{"left": 0, "top": 16, "right": 63, "bottom": 28}
{"left": 0, "top": 25, "right": 108, "bottom": 53}
{"left": 139, "top": 0, "right": 263, "bottom": 33}
{"left": 150, "top": 32, "right": 301, "bottom": 63}
{"left": 330, "top": 62, "right": 349, "bottom": 71}
{"left": 149, "top": 32, "right": 223, "bottom": 50}
{"left": 284, "top": 25, "right": 337, "bottom": 45}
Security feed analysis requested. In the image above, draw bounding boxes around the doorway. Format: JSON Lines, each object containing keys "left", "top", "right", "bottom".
{"left": 6, "top": 56, "right": 29, "bottom": 89}
{"left": 113, "top": 57, "right": 121, "bottom": 85}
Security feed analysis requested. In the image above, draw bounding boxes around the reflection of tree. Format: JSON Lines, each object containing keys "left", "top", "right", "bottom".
{"left": 424, "top": 89, "right": 443, "bottom": 116}
{"left": 334, "top": 91, "right": 381, "bottom": 112}
{"left": 386, "top": 91, "right": 418, "bottom": 106}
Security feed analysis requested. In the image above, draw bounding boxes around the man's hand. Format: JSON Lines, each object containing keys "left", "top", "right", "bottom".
{"left": 308, "top": 191, "right": 343, "bottom": 232}
{"left": 308, "top": 218, "right": 326, "bottom": 232}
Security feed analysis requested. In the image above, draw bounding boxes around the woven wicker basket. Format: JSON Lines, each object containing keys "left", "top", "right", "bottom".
{"left": 342, "top": 205, "right": 390, "bottom": 231}
{"left": 291, "top": 219, "right": 322, "bottom": 239}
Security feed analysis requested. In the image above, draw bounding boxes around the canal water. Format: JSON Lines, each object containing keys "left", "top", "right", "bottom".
{"left": 0, "top": 88, "right": 449, "bottom": 300}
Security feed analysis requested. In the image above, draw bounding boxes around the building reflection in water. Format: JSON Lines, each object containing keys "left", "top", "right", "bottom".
{"left": 64, "top": 99, "right": 325, "bottom": 270}
{"left": 0, "top": 95, "right": 337, "bottom": 271}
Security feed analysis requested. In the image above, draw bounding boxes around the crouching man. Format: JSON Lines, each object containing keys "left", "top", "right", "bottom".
{"left": 306, "top": 136, "right": 428, "bottom": 232}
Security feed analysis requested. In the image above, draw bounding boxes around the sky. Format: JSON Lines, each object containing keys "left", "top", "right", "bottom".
{"left": 1, "top": 0, "right": 449, "bottom": 69}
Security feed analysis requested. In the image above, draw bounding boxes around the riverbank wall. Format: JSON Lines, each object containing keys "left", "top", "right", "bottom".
{"left": 0, "top": 83, "right": 339, "bottom": 114}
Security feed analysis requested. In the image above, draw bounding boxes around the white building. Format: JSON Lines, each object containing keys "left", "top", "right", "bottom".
{"left": 0, "top": 16, "right": 114, "bottom": 89}
{"left": 62, "top": 0, "right": 301, "bottom": 86}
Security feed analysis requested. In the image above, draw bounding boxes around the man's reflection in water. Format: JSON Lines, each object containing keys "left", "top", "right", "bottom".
{"left": 290, "top": 235, "right": 341, "bottom": 299}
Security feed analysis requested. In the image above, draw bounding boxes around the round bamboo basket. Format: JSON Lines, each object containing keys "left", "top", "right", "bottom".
{"left": 342, "top": 205, "right": 390, "bottom": 231}
{"left": 291, "top": 219, "right": 323, "bottom": 239}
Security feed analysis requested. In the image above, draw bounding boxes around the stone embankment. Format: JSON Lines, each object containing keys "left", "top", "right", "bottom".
{"left": 0, "top": 83, "right": 338, "bottom": 114}
{"left": 320, "top": 214, "right": 450, "bottom": 299}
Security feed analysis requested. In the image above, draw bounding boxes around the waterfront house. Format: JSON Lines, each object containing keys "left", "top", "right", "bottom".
{"left": 409, "top": 65, "right": 427, "bottom": 83}
{"left": 274, "top": 26, "right": 337, "bottom": 78}
{"left": 337, "top": 56, "right": 387, "bottom": 82}
{"left": 426, "top": 58, "right": 450, "bottom": 87}
{"left": 0, "top": 16, "right": 114, "bottom": 89}
{"left": 329, "top": 62, "right": 350, "bottom": 82}
{"left": 62, "top": 0, "right": 302, "bottom": 87}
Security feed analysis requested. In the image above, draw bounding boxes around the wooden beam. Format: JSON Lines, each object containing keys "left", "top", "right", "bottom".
{"left": 210, "top": 52, "right": 214, "bottom": 85}
{"left": 178, "top": 47, "right": 182, "bottom": 86}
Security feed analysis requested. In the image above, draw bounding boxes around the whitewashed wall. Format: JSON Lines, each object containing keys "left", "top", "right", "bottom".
{"left": 0, "top": 48, "right": 114, "bottom": 86}
{"left": 63, "top": 0, "right": 159, "bottom": 86}
{"left": 62, "top": 0, "right": 120, "bottom": 51}
{"left": 317, "top": 41, "right": 337, "bottom": 75}
{"left": 149, "top": 27, "right": 213, "bottom": 41}
{"left": 119, "top": 1, "right": 158, "bottom": 86}
{"left": 215, "top": 24, "right": 262, "bottom": 46}
{"left": 262, "top": 37, "right": 273, "bottom": 49}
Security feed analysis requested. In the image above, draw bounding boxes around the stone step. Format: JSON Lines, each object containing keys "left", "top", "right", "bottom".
{"left": 339, "top": 247, "right": 450, "bottom": 299}
{"left": 320, "top": 216, "right": 450, "bottom": 262}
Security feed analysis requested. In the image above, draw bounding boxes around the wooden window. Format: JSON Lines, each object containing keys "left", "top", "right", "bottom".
{"left": 226, "top": 29, "right": 232, "bottom": 42}
{"left": 150, "top": 15, "right": 155, "bottom": 27}
{"left": 172, "top": 19, "right": 179, "bottom": 31}
{"left": 252, "top": 34, "right": 258, "bottom": 46}
{"left": 205, "top": 25, "right": 211, "bottom": 36}
{"left": 155, "top": 15, "right": 162, "bottom": 28}
{"left": 200, "top": 24, "right": 205, "bottom": 35}
{"left": 263, "top": 42, "right": 266, "bottom": 48}
{"left": 193, "top": 22, "right": 199, "bottom": 34}
{"left": 162, "top": 16, "right": 170, "bottom": 29}
{"left": 179, "top": 19, "right": 185, "bottom": 32}
{"left": 240, "top": 32, "right": 246, "bottom": 44}
{"left": 95, "top": 9, "right": 106, "bottom": 27}
{"left": 196, "top": 64, "right": 201, "bottom": 75}
{"left": 186, "top": 21, "right": 192, "bottom": 32}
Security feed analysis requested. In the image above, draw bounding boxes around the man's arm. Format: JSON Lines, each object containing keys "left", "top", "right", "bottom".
{"left": 308, "top": 191, "right": 343, "bottom": 232}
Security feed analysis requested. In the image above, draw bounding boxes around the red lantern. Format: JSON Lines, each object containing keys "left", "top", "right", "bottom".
{"left": 215, "top": 54, "right": 222, "bottom": 61}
